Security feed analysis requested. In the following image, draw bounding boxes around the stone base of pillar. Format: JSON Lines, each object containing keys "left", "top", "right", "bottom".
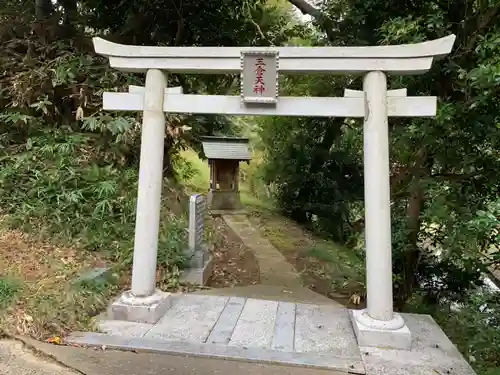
{"left": 350, "top": 309, "right": 412, "bottom": 350}
{"left": 107, "top": 290, "right": 173, "bottom": 324}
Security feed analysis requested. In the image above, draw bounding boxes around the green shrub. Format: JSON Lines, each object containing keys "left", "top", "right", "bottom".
{"left": 406, "top": 292, "right": 500, "bottom": 375}
{"left": 0, "top": 278, "right": 21, "bottom": 309}
{"left": 0, "top": 128, "right": 188, "bottom": 269}
{"left": 437, "top": 292, "right": 500, "bottom": 375}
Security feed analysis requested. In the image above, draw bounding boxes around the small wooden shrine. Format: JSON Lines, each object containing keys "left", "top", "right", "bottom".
{"left": 201, "top": 136, "right": 251, "bottom": 212}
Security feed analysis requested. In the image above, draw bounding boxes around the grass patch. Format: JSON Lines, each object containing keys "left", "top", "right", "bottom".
{"left": 308, "top": 244, "right": 338, "bottom": 262}
{"left": 240, "top": 190, "right": 275, "bottom": 211}
{"left": 0, "top": 278, "right": 21, "bottom": 309}
{"left": 249, "top": 210, "right": 365, "bottom": 306}
{"left": 307, "top": 242, "right": 364, "bottom": 280}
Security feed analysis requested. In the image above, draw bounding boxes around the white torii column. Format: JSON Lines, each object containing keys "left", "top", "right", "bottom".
{"left": 130, "top": 69, "right": 167, "bottom": 297}
{"left": 345, "top": 83, "right": 410, "bottom": 347}
{"left": 362, "top": 72, "right": 398, "bottom": 321}
{"left": 107, "top": 70, "right": 176, "bottom": 324}
{"left": 128, "top": 82, "right": 183, "bottom": 298}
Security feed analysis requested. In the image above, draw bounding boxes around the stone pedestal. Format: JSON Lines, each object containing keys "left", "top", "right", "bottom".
{"left": 208, "top": 190, "right": 243, "bottom": 211}
{"left": 180, "top": 246, "right": 214, "bottom": 286}
{"left": 350, "top": 309, "right": 412, "bottom": 350}
{"left": 180, "top": 194, "right": 214, "bottom": 286}
{"left": 108, "top": 290, "right": 173, "bottom": 324}
{"left": 181, "top": 254, "right": 214, "bottom": 286}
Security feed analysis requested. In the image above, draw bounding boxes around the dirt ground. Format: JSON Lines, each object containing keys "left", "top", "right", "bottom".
{"left": 208, "top": 217, "right": 260, "bottom": 288}
{"left": 0, "top": 220, "right": 117, "bottom": 339}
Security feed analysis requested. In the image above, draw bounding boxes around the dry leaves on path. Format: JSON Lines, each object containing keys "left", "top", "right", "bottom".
{"left": 208, "top": 217, "right": 260, "bottom": 288}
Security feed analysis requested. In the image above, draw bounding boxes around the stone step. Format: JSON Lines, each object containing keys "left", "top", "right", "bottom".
{"left": 65, "top": 332, "right": 364, "bottom": 374}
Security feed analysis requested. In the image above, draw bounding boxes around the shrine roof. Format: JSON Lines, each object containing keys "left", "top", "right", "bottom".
{"left": 201, "top": 136, "right": 251, "bottom": 160}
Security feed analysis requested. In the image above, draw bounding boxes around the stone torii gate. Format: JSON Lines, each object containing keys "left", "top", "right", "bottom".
{"left": 93, "top": 35, "right": 455, "bottom": 350}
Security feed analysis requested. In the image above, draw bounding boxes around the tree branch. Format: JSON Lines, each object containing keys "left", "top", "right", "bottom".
{"left": 249, "top": 18, "right": 271, "bottom": 44}
{"left": 287, "top": 0, "right": 323, "bottom": 19}
{"left": 452, "top": 4, "right": 500, "bottom": 59}
{"left": 286, "top": 0, "right": 335, "bottom": 42}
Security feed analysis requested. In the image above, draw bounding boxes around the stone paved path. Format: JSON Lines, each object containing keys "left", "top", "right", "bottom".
{"left": 222, "top": 215, "right": 302, "bottom": 287}
{"left": 68, "top": 293, "right": 477, "bottom": 375}
{"left": 73, "top": 293, "right": 364, "bottom": 373}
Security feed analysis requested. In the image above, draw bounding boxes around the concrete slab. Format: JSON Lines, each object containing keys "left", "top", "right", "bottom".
{"left": 145, "top": 295, "right": 228, "bottom": 342}
{"left": 229, "top": 299, "right": 279, "bottom": 349}
{"left": 359, "top": 314, "right": 477, "bottom": 375}
{"left": 77, "top": 294, "right": 364, "bottom": 373}
{"left": 98, "top": 320, "right": 154, "bottom": 338}
{"left": 206, "top": 297, "right": 246, "bottom": 345}
{"left": 65, "top": 332, "right": 365, "bottom": 373}
{"left": 295, "top": 303, "right": 360, "bottom": 358}
{"left": 23, "top": 337, "right": 347, "bottom": 375}
{"left": 72, "top": 293, "right": 476, "bottom": 375}
{"left": 271, "top": 302, "right": 296, "bottom": 352}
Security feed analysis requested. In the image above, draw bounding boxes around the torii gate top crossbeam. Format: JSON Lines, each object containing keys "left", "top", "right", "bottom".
{"left": 93, "top": 35, "right": 456, "bottom": 75}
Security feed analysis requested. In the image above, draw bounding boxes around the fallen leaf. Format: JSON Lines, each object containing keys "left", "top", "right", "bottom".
{"left": 23, "top": 315, "right": 33, "bottom": 322}
{"left": 47, "top": 336, "right": 62, "bottom": 345}
{"left": 349, "top": 293, "right": 361, "bottom": 305}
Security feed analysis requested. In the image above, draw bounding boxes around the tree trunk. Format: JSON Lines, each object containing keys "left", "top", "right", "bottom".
{"left": 394, "top": 148, "right": 429, "bottom": 309}
{"left": 162, "top": 137, "right": 176, "bottom": 179}
{"left": 395, "top": 186, "right": 424, "bottom": 309}
{"left": 35, "top": 0, "right": 52, "bottom": 21}
{"left": 59, "top": 0, "right": 78, "bottom": 36}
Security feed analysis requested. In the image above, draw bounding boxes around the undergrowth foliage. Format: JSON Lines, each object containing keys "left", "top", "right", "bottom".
{"left": 0, "top": 0, "right": 302, "bottom": 339}
{"left": 0, "top": 31, "right": 189, "bottom": 271}
{"left": 0, "top": 127, "right": 188, "bottom": 269}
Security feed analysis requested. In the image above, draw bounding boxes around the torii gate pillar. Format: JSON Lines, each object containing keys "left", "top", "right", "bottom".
{"left": 351, "top": 71, "right": 412, "bottom": 348}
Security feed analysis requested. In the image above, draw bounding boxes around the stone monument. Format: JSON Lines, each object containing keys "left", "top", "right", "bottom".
{"left": 180, "top": 194, "right": 213, "bottom": 285}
